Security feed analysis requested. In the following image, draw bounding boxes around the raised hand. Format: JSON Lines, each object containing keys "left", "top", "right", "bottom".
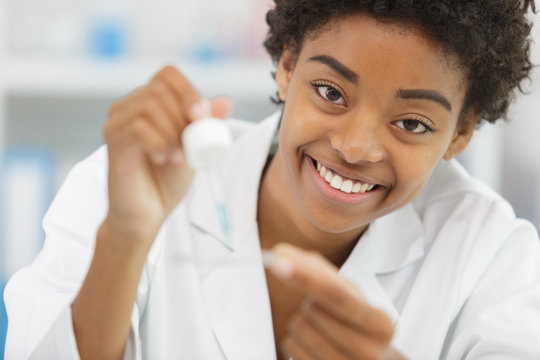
{"left": 103, "top": 65, "right": 232, "bottom": 247}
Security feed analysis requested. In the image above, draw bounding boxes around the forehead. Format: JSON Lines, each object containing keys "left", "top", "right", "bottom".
{"left": 297, "top": 13, "right": 467, "bottom": 107}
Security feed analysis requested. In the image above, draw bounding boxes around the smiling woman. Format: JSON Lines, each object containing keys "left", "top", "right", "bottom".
{"left": 264, "top": 13, "right": 476, "bottom": 239}
{"left": 3, "top": 1, "right": 540, "bottom": 360}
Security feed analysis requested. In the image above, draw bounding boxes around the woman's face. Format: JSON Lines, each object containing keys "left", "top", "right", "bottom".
{"left": 274, "top": 13, "right": 476, "bottom": 234}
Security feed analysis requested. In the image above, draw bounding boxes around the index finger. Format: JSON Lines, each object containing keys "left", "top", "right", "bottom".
{"left": 264, "top": 243, "right": 388, "bottom": 330}
{"left": 151, "top": 65, "right": 202, "bottom": 123}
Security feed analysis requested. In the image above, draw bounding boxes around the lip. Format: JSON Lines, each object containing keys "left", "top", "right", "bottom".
{"left": 305, "top": 155, "right": 385, "bottom": 206}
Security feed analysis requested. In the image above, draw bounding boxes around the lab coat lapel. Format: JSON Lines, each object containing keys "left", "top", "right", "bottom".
{"left": 340, "top": 204, "right": 425, "bottom": 325}
{"left": 371, "top": 203, "right": 425, "bottom": 275}
{"left": 339, "top": 230, "right": 401, "bottom": 325}
{"left": 187, "top": 113, "right": 281, "bottom": 359}
{"left": 201, "top": 226, "right": 277, "bottom": 360}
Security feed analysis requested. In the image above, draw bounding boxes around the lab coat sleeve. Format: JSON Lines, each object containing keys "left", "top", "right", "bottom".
{"left": 443, "top": 211, "right": 540, "bottom": 359}
{"left": 3, "top": 147, "right": 144, "bottom": 360}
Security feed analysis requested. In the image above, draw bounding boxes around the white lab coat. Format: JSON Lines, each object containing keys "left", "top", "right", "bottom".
{"left": 4, "top": 112, "right": 540, "bottom": 359}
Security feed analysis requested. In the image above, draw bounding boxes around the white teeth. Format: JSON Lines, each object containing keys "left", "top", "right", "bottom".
{"left": 330, "top": 175, "right": 343, "bottom": 189}
{"left": 340, "top": 180, "right": 353, "bottom": 193}
{"left": 325, "top": 171, "right": 333, "bottom": 183}
{"left": 315, "top": 160, "right": 377, "bottom": 195}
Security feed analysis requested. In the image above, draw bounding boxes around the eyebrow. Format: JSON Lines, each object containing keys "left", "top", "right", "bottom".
{"left": 308, "top": 55, "right": 359, "bottom": 84}
{"left": 397, "top": 89, "right": 452, "bottom": 112}
{"left": 308, "top": 54, "right": 452, "bottom": 112}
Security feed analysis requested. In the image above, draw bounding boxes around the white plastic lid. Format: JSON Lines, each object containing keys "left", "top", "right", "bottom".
{"left": 182, "top": 117, "right": 233, "bottom": 169}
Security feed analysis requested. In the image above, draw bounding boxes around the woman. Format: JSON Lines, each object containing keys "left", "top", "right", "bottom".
{"left": 4, "top": 1, "right": 540, "bottom": 359}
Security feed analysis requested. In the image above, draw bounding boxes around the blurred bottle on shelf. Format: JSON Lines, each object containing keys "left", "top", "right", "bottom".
{"left": 87, "top": 1, "right": 132, "bottom": 60}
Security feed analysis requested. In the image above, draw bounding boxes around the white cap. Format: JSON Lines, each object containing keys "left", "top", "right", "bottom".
{"left": 182, "top": 117, "right": 233, "bottom": 170}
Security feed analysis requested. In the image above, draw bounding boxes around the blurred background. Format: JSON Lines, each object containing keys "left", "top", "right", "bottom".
{"left": 0, "top": 0, "right": 538, "bottom": 356}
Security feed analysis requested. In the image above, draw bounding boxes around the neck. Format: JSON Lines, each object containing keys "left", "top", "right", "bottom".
{"left": 257, "top": 154, "right": 365, "bottom": 268}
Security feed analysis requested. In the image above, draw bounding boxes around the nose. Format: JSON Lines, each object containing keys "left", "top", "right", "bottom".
{"left": 329, "top": 115, "right": 386, "bottom": 164}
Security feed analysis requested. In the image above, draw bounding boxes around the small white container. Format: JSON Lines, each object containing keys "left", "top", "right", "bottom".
{"left": 181, "top": 117, "right": 233, "bottom": 170}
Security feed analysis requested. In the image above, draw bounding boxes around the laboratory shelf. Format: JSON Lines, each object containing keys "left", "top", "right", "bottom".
{"left": 3, "top": 56, "right": 276, "bottom": 99}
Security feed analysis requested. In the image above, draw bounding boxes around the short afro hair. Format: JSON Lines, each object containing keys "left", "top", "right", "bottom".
{"left": 264, "top": 0, "right": 536, "bottom": 126}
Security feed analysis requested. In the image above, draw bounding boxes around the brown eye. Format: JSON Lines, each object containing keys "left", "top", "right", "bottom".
{"left": 403, "top": 120, "right": 420, "bottom": 132}
{"left": 394, "top": 119, "right": 433, "bottom": 134}
{"left": 325, "top": 87, "right": 342, "bottom": 102}
{"left": 312, "top": 82, "right": 347, "bottom": 106}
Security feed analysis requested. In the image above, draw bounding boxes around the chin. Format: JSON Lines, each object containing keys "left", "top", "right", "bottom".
{"left": 299, "top": 200, "right": 372, "bottom": 235}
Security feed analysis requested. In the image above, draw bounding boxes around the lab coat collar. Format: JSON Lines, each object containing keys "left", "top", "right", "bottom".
{"left": 186, "top": 112, "right": 280, "bottom": 251}
{"left": 341, "top": 202, "right": 425, "bottom": 276}
{"left": 371, "top": 203, "right": 425, "bottom": 275}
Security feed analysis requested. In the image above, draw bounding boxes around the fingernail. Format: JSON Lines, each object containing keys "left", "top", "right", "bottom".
{"left": 274, "top": 258, "right": 295, "bottom": 278}
{"left": 262, "top": 250, "right": 295, "bottom": 279}
{"left": 153, "top": 153, "right": 167, "bottom": 165}
{"left": 262, "top": 250, "right": 276, "bottom": 268}
{"left": 190, "top": 99, "right": 211, "bottom": 120}
{"left": 170, "top": 148, "right": 184, "bottom": 164}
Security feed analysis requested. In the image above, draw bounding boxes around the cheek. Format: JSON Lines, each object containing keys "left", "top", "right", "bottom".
{"left": 278, "top": 107, "right": 329, "bottom": 196}
{"left": 280, "top": 104, "right": 328, "bottom": 156}
{"left": 391, "top": 147, "right": 443, "bottom": 198}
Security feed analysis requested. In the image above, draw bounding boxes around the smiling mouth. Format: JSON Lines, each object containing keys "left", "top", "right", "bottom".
{"left": 310, "top": 157, "right": 382, "bottom": 195}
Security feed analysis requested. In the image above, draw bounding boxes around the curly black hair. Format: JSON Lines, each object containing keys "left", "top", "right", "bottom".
{"left": 263, "top": 0, "right": 536, "bottom": 126}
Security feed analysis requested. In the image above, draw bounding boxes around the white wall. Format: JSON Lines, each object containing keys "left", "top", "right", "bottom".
{"left": 457, "top": 14, "right": 540, "bottom": 229}
{"left": 0, "top": 0, "right": 6, "bottom": 153}
{"left": 501, "top": 12, "right": 540, "bottom": 227}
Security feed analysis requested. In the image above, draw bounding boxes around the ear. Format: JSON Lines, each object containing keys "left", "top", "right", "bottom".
{"left": 275, "top": 47, "right": 297, "bottom": 102}
{"left": 443, "top": 107, "right": 479, "bottom": 160}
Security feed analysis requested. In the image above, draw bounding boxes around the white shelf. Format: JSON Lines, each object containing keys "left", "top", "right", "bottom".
{"left": 4, "top": 56, "right": 276, "bottom": 99}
